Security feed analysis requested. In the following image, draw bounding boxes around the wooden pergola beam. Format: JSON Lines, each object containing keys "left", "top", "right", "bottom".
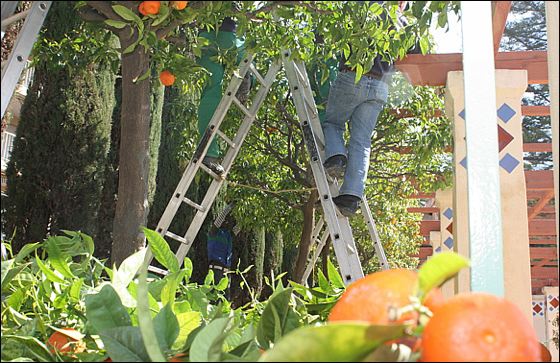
{"left": 527, "top": 190, "right": 555, "bottom": 221}
{"left": 521, "top": 105, "right": 550, "bottom": 117}
{"left": 523, "top": 143, "right": 553, "bottom": 152}
{"left": 492, "top": 1, "right": 512, "bottom": 53}
{"left": 525, "top": 170, "right": 554, "bottom": 191}
{"left": 395, "top": 51, "right": 548, "bottom": 86}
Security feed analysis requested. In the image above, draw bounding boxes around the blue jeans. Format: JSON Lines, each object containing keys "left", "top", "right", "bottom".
{"left": 322, "top": 71, "right": 389, "bottom": 198}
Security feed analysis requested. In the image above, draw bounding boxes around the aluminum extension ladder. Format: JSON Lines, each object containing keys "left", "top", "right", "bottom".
{"left": 150, "top": 49, "right": 389, "bottom": 285}
{"left": 1, "top": 1, "right": 52, "bottom": 119}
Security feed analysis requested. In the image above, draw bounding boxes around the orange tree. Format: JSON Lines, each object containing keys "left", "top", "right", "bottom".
{"left": 77, "top": 1, "right": 458, "bottom": 265}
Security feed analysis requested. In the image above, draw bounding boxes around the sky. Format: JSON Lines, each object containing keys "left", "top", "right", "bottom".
{"left": 431, "top": 11, "right": 463, "bottom": 53}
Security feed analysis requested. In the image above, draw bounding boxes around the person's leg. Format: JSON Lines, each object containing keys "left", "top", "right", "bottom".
{"left": 322, "top": 71, "right": 359, "bottom": 173}
{"left": 197, "top": 50, "right": 225, "bottom": 160}
{"left": 340, "top": 79, "right": 388, "bottom": 200}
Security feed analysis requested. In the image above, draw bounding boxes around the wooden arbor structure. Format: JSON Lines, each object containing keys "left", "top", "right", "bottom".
{"left": 394, "top": 1, "right": 558, "bottom": 303}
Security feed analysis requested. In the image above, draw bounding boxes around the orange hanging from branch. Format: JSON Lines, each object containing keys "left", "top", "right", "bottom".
{"left": 170, "top": 1, "right": 188, "bottom": 10}
{"left": 138, "top": 1, "right": 161, "bottom": 16}
{"left": 159, "top": 70, "right": 176, "bottom": 86}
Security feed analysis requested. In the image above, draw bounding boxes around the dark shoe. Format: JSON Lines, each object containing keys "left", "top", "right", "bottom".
{"left": 323, "top": 155, "right": 347, "bottom": 180}
{"left": 333, "top": 194, "right": 360, "bottom": 217}
{"left": 203, "top": 156, "right": 225, "bottom": 175}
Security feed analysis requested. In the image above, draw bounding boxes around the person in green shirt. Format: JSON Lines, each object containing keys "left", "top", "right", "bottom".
{"left": 197, "top": 16, "right": 250, "bottom": 175}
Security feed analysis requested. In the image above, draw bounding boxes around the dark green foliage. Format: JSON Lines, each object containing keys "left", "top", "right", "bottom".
{"left": 96, "top": 77, "right": 122, "bottom": 258}
{"left": 4, "top": 1, "right": 116, "bottom": 251}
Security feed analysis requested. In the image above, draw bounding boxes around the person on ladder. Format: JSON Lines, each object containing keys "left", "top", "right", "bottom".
{"left": 321, "top": 1, "right": 416, "bottom": 217}
{"left": 207, "top": 203, "right": 240, "bottom": 294}
{"left": 197, "top": 9, "right": 251, "bottom": 176}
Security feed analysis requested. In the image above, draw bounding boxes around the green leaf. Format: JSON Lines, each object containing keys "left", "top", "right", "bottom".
{"left": 419, "top": 37, "right": 429, "bottom": 55}
{"left": 112, "top": 4, "right": 142, "bottom": 23}
{"left": 15, "top": 242, "right": 41, "bottom": 263}
{"left": 45, "top": 237, "right": 75, "bottom": 279}
{"left": 113, "top": 248, "right": 147, "bottom": 289}
{"left": 133, "top": 67, "right": 151, "bottom": 83}
{"left": 123, "top": 40, "right": 139, "bottom": 54}
{"left": 84, "top": 284, "right": 132, "bottom": 333}
{"left": 104, "top": 19, "right": 128, "bottom": 29}
{"left": 215, "top": 277, "right": 229, "bottom": 291}
{"left": 35, "top": 255, "right": 65, "bottom": 284}
{"left": 190, "top": 317, "right": 233, "bottom": 362}
{"left": 161, "top": 270, "right": 186, "bottom": 306}
{"left": 99, "top": 326, "right": 150, "bottom": 362}
{"left": 69, "top": 278, "right": 84, "bottom": 302}
{"left": 144, "top": 228, "right": 179, "bottom": 273}
{"left": 260, "top": 323, "right": 406, "bottom": 362}
{"left": 174, "top": 311, "right": 202, "bottom": 350}
{"left": 2, "top": 335, "right": 54, "bottom": 362}
{"left": 137, "top": 259, "right": 166, "bottom": 362}
{"left": 154, "top": 304, "right": 180, "bottom": 351}
{"left": 355, "top": 63, "right": 363, "bottom": 84}
{"left": 327, "top": 258, "right": 345, "bottom": 289}
{"left": 417, "top": 251, "right": 469, "bottom": 300}
{"left": 257, "top": 288, "right": 300, "bottom": 349}
{"left": 151, "top": 4, "right": 170, "bottom": 27}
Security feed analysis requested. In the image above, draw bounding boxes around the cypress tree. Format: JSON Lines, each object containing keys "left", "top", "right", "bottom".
{"left": 4, "top": 1, "right": 116, "bottom": 251}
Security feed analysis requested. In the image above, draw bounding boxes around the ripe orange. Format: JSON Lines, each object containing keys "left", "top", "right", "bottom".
{"left": 421, "top": 293, "right": 541, "bottom": 362}
{"left": 423, "top": 287, "right": 445, "bottom": 315}
{"left": 159, "top": 70, "right": 176, "bottom": 86}
{"left": 328, "top": 269, "right": 418, "bottom": 324}
{"left": 47, "top": 328, "right": 85, "bottom": 354}
{"left": 170, "top": 1, "right": 188, "bottom": 10}
{"left": 540, "top": 342, "right": 552, "bottom": 362}
{"left": 138, "top": 1, "right": 161, "bottom": 16}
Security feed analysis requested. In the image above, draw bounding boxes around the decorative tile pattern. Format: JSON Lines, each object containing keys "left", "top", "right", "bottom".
{"left": 497, "top": 124, "right": 514, "bottom": 152}
{"left": 443, "top": 237, "right": 454, "bottom": 249}
{"left": 443, "top": 208, "right": 453, "bottom": 220}
{"left": 459, "top": 157, "right": 467, "bottom": 169}
{"left": 548, "top": 295, "right": 559, "bottom": 312}
{"left": 499, "top": 153, "right": 521, "bottom": 174}
{"left": 533, "top": 301, "right": 545, "bottom": 316}
{"left": 497, "top": 103, "right": 516, "bottom": 123}
{"left": 458, "top": 109, "right": 466, "bottom": 120}
{"left": 435, "top": 246, "right": 442, "bottom": 254}
{"left": 446, "top": 222, "right": 453, "bottom": 234}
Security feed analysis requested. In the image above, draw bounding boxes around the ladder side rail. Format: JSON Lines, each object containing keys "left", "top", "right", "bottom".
{"left": 1, "top": 1, "right": 51, "bottom": 119}
{"left": 360, "top": 198, "right": 390, "bottom": 270}
{"left": 154, "top": 55, "right": 255, "bottom": 237}
{"left": 302, "top": 228, "right": 330, "bottom": 283}
{"left": 282, "top": 51, "right": 363, "bottom": 284}
{"left": 1, "top": 1, "right": 20, "bottom": 22}
{"left": 174, "top": 61, "right": 283, "bottom": 262}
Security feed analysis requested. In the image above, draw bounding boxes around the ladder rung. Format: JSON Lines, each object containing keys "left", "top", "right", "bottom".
{"left": 199, "top": 162, "right": 224, "bottom": 180}
{"left": 232, "top": 97, "right": 254, "bottom": 118}
{"left": 165, "top": 231, "right": 187, "bottom": 244}
{"left": 249, "top": 63, "right": 266, "bottom": 86}
{"left": 1, "top": 9, "right": 31, "bottom": 30}
{"left": 148, "top": 265, "right": 169, "bottom": 276}
{"left": 216, "top": 129, "right": 236, "bottom": 148}
{"left": 183, "top": 197, "right": 206, "bottom": 212}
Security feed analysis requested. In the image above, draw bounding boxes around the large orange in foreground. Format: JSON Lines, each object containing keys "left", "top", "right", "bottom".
{"left": 47, "top": 328, "right": 85, "bottom": 354}
{"left": 421, "top": 293, "right": 541, "bottom": 362}
{"left": 328, "top": 269, "right": 418, "bottom": 324}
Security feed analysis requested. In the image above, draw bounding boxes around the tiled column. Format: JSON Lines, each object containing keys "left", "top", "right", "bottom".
{"left": 445, "top": 70, "right": 532, "bottom": 321}
{"left": 543, "top": 286, "right": 559, "bottom": 361}
{"left": 434, "top": 188, "right": 455, "bottom": 298}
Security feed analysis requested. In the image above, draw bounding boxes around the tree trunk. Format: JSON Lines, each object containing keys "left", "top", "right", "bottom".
{"left": 293, "top": 189, "right": 319, "bottom": 283}
{"left": 111, "top": 38, "right": 151, "bottom": 266}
